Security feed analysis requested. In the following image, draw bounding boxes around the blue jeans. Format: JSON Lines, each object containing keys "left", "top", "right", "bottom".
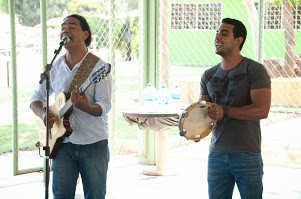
{"left": 207, "top": 152, "right": 263, "bottom": 199}
{"left": 52, "top": 140, "right": 110, "bottom": 199}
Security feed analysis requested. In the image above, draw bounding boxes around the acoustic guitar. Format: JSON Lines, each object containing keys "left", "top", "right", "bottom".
{"left": 36, "top": 63, "right": 111, "bottom": 158}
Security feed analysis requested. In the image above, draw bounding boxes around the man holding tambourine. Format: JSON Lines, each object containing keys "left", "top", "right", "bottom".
{"left": 198, "top": 18, "right": 271, "bottom": 199}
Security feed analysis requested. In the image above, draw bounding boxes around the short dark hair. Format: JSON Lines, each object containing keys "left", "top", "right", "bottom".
{"left": 222, "top": 18, "right": 247, "bottom": 50}
{"left": 64, "top": 14, "right": 92, "bottom": 47}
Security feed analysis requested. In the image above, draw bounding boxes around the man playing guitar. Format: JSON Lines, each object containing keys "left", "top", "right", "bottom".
{"left": 30, "top": 14, "right": 112, "bottom": 199}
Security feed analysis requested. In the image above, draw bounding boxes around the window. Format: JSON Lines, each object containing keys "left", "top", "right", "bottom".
{"left": 171, "top": 3, "right": 222, "bottom": 30}
{"left": 171, "top": 3, "right": 184, "bottom": 30}
{"left": 265, "top": 4, "right": 283, "bottom": 29}
{"left": 255, "top": 2, "right": 301, "bottom": 30}
{"left": 198, "top": 3, "right": 221, "bottom": 30}
{"left": 293, "top": 4, "right": 301, "bottom": 29}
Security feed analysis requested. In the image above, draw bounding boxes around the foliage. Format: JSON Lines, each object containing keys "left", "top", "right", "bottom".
{"left": 69, "top": 1, "right": 105, "bottom": 14}
{"left": 14, "top": 0, "right": 69, "bottom": 26}
{"left": 15, "top": 1, "right": 39, "bottom": 25}
{"left": 130, "top": 16, "right": 139, "bottom": 59}
{"left": 116, "top": 16, "right": 139, "bottom": 60}
{"left": 0, "top": 0, "right": 8, "bottom": 13}
{"left": 88, "top": 16, "right": 110, "bottom": 48}
{"left": 85, "top": 14, "right": 139, "bottom": 60}
{"left": 0, "top": 0, "right": 139, "bottom": 58}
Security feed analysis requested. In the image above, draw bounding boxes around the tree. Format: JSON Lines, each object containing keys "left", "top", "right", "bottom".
{"left": 16, "top": 0, "right": 41, "bottom": 26}
{"left": 243, "top": 0, "right": 259, "bottom": 61}
{"left": 15, "top": 0, "right": 69, "bottom": 26}
{"left": 283, "top": 0, "right": 298, "bottom": 77}
{"left": 0, "top": 0, "right": 8, "bottom": 13}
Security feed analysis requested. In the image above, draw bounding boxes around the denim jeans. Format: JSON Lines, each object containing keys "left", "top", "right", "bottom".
{"left": 207, "top": 152, "right": 263, "bottom": 199}
{"left": 52, "top": 140, "right": 110, "bottom": 199}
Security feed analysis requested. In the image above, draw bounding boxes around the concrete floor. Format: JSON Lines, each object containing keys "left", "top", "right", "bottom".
{"left": 0, "top": 149, "right": 301, "bottom": 199}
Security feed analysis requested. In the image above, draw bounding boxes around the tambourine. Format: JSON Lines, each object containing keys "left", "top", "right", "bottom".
{"left": 179, "top": 101, "right": 216, "bottom": 142}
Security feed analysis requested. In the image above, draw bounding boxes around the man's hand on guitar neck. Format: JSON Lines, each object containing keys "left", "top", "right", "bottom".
{"left": 70, "top": 85, "right": 103, "bottom": 117}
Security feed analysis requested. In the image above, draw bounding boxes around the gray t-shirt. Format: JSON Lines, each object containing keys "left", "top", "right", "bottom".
{"left": 200, "top": 57, "right": 271, "bottom": 153}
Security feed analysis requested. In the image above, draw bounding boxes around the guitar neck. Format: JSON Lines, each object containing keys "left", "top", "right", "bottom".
{"left": 59, "top": 79, "right": 91, "bottom": 118}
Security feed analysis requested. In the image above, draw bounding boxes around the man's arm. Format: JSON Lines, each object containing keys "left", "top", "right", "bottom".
{"left": 30, "top": 101, "right": 46, "bottom": 120}
{"left": 226, "top": 88, "right": 271, "bottom": 120}
{"left": 30, "top": 101, "right": 55, "bottom": 127}
{"left": 199, "top": 94, "right": 211, "bottom": 103}
{"left": 200, "top": 88, "right": 271, "bottom": 121}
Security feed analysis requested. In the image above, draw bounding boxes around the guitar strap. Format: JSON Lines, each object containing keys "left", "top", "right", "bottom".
{"left": 69, "top": 52, "right": 100, "bottom": 93}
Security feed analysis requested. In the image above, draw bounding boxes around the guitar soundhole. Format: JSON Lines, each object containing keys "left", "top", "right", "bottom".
{"left": 65, "top": 93, "right": 71, "bottom": 100}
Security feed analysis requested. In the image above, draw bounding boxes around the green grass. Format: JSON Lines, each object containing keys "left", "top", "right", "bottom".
{"left": 113, "top": 116, "right": 139, "bottom": 140}
{"left": 0, "top": 115, "right": 141, "bottom": 154}
{"left": 0, "top": 121, "right": 39, "bottom": 154}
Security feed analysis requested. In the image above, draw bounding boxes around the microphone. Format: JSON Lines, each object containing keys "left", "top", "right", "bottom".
{"left": 59, "top": 35, "right": 70, "bottom": 46}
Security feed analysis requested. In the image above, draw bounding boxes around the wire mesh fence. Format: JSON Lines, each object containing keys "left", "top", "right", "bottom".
{"left": 0, "top": 0, "right": 301, "bottom": 174}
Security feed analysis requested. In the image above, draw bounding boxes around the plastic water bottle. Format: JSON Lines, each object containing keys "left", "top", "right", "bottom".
{"left": 143, "top": 83, "right": 158, "bottom": 110}
{"left": 157, "top": 85, "right": 170, "bottom": 105}
{"left": 170, "top": 85, "right": 183, "bottom": 111}
{"left": 170, "top": 85, "right": 182, "bottom": 101}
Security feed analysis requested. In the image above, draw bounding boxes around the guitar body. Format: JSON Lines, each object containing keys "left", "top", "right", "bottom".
{"left": 37, "top": 93, "right": 73, "bottom": 158}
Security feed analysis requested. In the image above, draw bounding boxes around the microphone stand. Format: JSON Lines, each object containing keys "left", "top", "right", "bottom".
{"left": 39, "top": 40, "right": 65, "bottom": 199}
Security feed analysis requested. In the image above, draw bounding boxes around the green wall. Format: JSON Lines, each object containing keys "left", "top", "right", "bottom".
{"left": 168, "top": 0, "right": 301, "bottom": 66}
{"left": 169, "top": 30, "right": 218, "bottom": 66}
